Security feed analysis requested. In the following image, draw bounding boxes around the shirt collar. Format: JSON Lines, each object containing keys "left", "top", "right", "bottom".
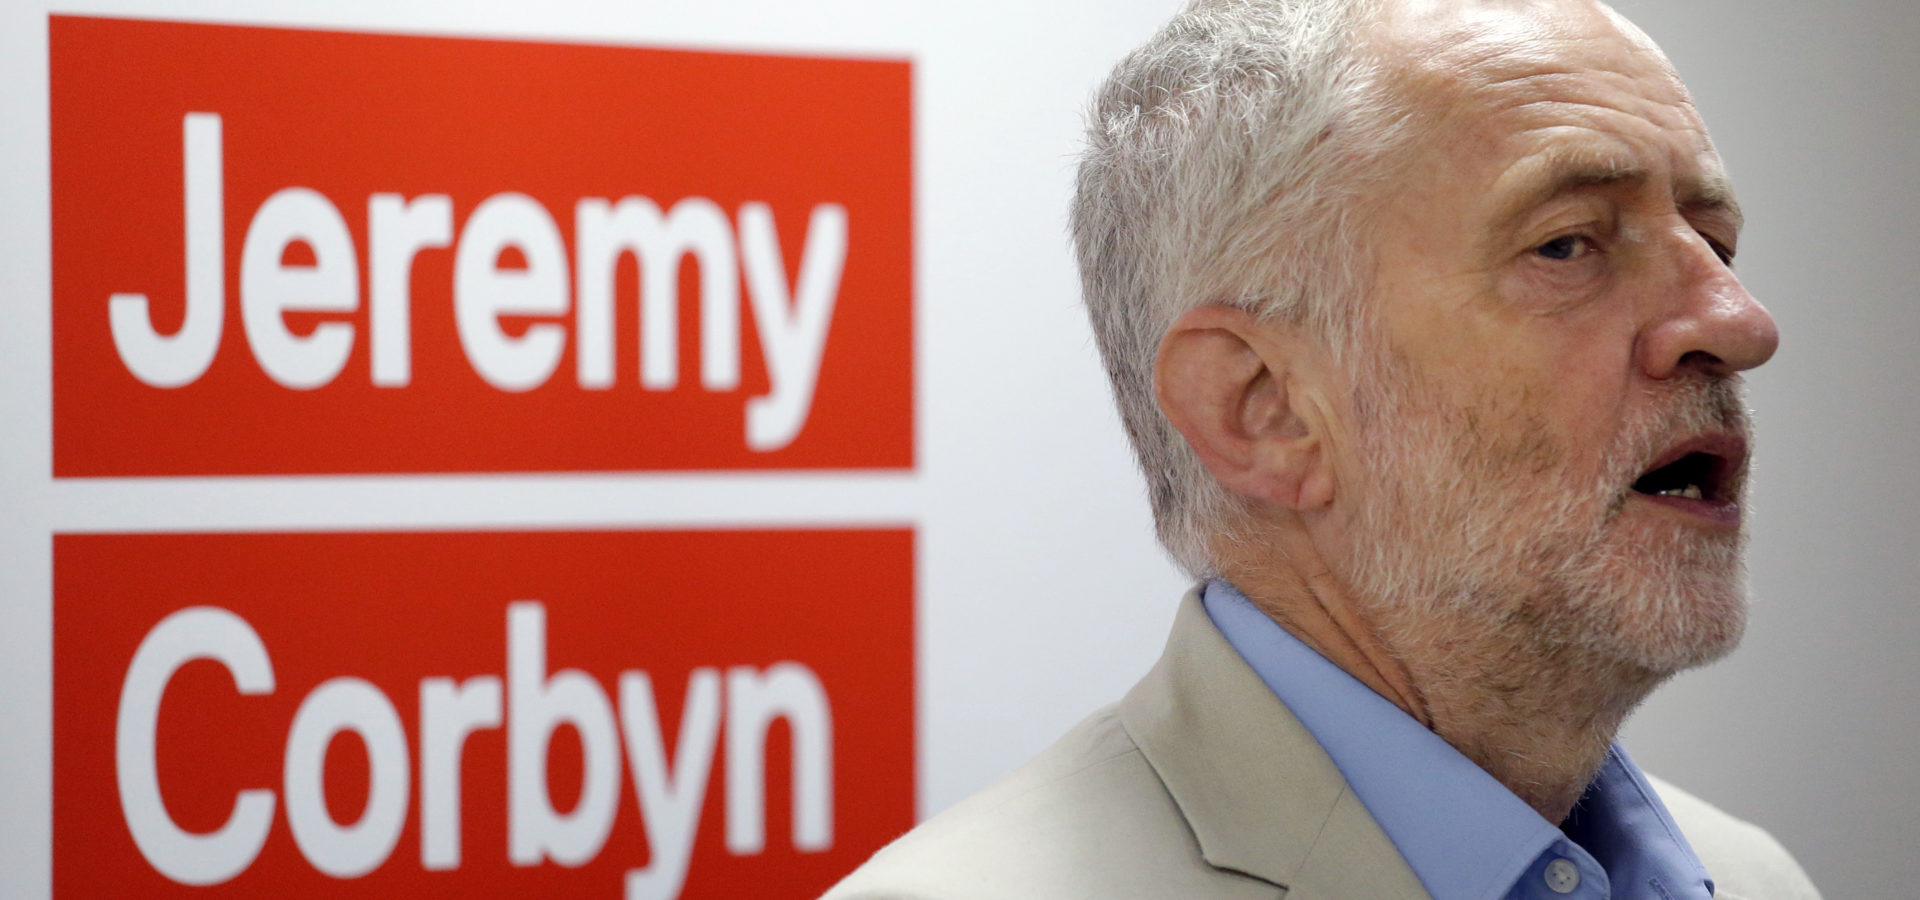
{"left": 1565, "top": 745, "right": 1717, "bottom": 899}
{"left": 1202, "top": 579, "right": 1712, "bottom": 900}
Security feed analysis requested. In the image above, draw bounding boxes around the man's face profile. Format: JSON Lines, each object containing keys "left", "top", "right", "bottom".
{"left": 1325, "top": 0, "right": 1779, "bottom": 677}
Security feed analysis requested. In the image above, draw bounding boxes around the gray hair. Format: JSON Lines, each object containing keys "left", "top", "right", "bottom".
{"left": 1070, "top": 0, "right": 1410, "bottom": 576}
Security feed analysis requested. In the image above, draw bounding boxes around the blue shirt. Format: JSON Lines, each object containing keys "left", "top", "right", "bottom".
{"left": 1203, "top": 580, "right": 1715, "bottom": 900}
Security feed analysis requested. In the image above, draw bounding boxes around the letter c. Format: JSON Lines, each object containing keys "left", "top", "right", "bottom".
{"left": 116, "top": 607, "right": 276, "bottom": 885}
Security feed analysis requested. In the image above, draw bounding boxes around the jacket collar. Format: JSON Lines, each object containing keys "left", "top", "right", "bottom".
{"left": 1118, "top": 589, "right": 1432, "bottom": 900}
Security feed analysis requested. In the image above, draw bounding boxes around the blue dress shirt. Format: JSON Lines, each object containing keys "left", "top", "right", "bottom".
{"left": 1203, "top": 580, "right": 1716, "bottom": 900}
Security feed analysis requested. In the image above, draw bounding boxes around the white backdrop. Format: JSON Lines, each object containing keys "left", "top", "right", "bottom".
{"left": 1, "top": 0, "right": 1911, "bottom": 896}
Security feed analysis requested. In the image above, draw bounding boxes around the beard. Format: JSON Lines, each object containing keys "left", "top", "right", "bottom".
{"left": 1336, "top": 352, "right": 1753, "bottom": 679}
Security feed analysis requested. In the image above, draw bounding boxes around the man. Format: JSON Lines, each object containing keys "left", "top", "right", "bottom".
{"left": 828, "top": 0, "right": 1822, "bottom": 896}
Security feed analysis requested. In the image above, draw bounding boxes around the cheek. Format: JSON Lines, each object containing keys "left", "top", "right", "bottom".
{"left": 1457, "top": 383, "right": 1564, "bottom": 477}
{"left": 1371, "top": 293, "right": 1639, "bottom": 469}
{"left": 1500, "top": 254, "right": 1612, "bottom": 316}
{"left": 1544, "top": 325, "right": 1640, "bottom": 437}
{"left": 1472, "top": 306, "right": 1639, "bottom": 442}
{"left": 1434, "top": 356, "right": 1627, "bottom": 489}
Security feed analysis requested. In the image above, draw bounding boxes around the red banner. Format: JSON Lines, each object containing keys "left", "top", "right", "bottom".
{"left": 50, "top": 16, "right": 913, "bottom": 476}
{"left": 53, "top": 530, "right": 914, "bottom": 897}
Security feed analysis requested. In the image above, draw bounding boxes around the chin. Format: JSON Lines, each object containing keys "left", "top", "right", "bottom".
{"left": 1549, "top": 522, "right": 1751, "bottom": 676}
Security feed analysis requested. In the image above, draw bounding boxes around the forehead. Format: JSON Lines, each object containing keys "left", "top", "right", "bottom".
{"left": 1374, "top": 0, "right": 1675, "bottom": 95}
{"left": 1363, "top": 0, "right": 1725, "bottom": 200}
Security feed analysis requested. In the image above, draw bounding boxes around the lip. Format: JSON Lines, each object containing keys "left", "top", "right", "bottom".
{"left": 1629, "top": 432, "right": 1748, "bottom": 530}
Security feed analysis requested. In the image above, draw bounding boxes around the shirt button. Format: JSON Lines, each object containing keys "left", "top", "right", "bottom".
{"left": 1543, "top": 858, "right": 1581, "bottom": 894}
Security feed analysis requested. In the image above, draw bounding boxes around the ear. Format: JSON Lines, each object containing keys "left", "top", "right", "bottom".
{"left": 1154, "top": 305, "right": 1336, "bottom": 511}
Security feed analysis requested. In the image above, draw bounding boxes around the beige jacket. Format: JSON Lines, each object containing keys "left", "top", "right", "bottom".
{"left": 825, "top": 591, "right": 1821, "bottom": 899}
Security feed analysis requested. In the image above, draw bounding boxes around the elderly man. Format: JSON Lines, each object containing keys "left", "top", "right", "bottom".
{"left": 829, "top": 0, "right": 1821, "bottom": 897}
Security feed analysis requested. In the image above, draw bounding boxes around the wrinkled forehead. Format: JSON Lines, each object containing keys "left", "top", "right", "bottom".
{"left": 1363, "top": 0, "right": 1687, "bottom": 109}
{"left": 1352, "top": 0, "right": 1722, "bottom": 195}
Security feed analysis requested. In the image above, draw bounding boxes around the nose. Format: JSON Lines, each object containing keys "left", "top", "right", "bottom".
{"left": 1637, "top": 229, "right": 1780, "bottom": 380}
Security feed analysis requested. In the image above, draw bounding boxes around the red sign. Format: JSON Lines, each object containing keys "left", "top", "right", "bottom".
{"left": 53, "top": 530, "right": 914, "bottom": 897}
{"left": 50, "top": 16, "right": 913, "bottom": 476}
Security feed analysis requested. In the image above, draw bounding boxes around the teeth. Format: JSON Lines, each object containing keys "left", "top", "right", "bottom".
{"left": 1658, "top": 485, "right": 1705, "bottom": 500}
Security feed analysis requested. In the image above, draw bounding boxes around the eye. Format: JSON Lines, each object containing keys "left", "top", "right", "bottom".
{"left": 1535, "top": 235, "right": 1594, "bottom": 261}
{"left": 1701, "top": 234, "right": 1736, "bottom": 266}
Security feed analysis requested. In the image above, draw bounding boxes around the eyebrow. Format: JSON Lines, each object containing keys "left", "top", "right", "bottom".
{"left": 1679, "top": 167, "right": 1745, "bottom": 233}
{"left": 1491, "top": 149, "right": 1744, "bottom": 236}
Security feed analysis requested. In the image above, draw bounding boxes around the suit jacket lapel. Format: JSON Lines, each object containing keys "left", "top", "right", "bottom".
{"left": 1118, "top": 590, "right": 1431, "bottom": 900}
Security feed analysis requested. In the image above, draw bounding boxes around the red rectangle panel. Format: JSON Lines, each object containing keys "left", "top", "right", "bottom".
{"left": 50, "top": 16, "right": 913, "bottom": 475}
{"left": 53, "top": 530, "right": 914, "bottom": 897}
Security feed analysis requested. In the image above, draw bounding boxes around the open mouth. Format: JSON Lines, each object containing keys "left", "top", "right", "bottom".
{"left": 1628, "top": 436, "right": 1745, "bottom": 523}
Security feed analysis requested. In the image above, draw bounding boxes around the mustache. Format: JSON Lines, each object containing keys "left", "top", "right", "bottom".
{"left": 1604, "top": 378, "right": 1751, "bottom": 503}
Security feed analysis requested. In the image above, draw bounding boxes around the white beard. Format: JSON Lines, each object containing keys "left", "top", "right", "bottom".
{"left": 1336, "top": 353, "right": 1752, "bottom": 678}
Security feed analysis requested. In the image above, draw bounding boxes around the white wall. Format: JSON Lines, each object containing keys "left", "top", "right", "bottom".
{"left": 1, "top": 0, "right": 1910, "bottom": 897}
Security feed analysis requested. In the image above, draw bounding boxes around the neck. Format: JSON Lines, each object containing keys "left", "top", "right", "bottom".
{"left": 1394, "top": 624, "right": 1663, "bottom": 821}
{"left": 1221, "top": 529, "right": 1664, "bottom": 824}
